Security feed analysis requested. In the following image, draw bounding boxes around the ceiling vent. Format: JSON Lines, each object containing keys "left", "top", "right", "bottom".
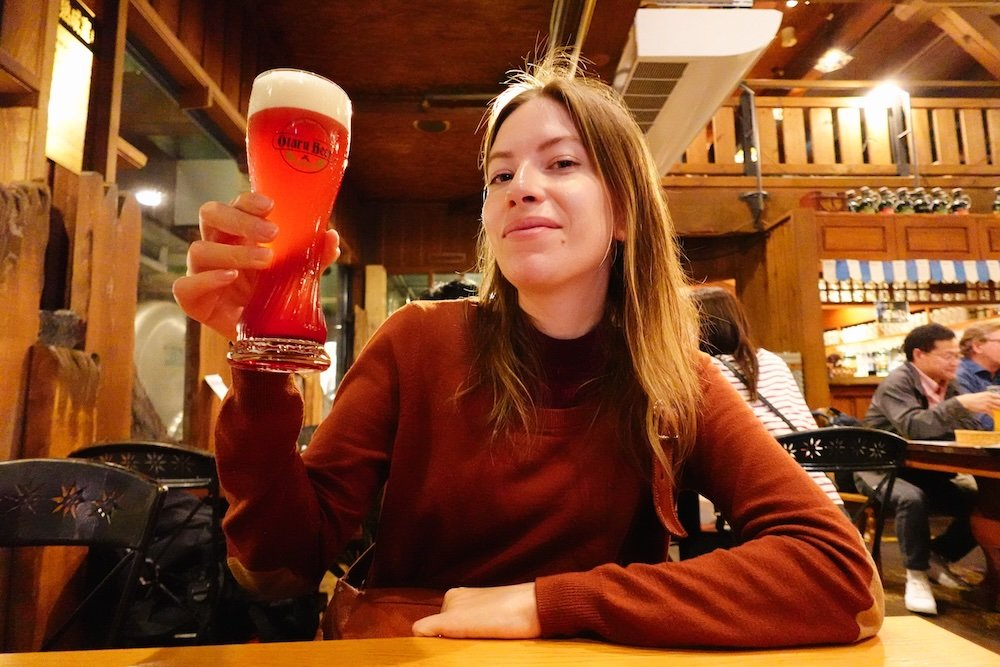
{"left": 614, "top": 8, "right": 781, "bottom": 173}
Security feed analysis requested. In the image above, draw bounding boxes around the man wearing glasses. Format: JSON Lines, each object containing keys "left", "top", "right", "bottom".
{"left": 861, "top": 323, "right": 999, "bottom": 616}
{"left": 956, "top": 322, "right": 1000, "bottom": 430}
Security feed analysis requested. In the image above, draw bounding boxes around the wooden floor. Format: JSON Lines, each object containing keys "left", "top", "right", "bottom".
{"left": 880, "top": 517, "right": 1000, "bottom": 654}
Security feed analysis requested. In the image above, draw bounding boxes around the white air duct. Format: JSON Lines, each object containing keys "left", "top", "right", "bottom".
{"left": 614, "top": 8, "right": 781, "bottom": 173}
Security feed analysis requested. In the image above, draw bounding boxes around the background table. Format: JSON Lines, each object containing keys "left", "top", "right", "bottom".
{"left": 0, "top": 617, "right": 996, "bottom": 666}
{"left": 906, "top": 440, "right": 1000, "bottom": 611}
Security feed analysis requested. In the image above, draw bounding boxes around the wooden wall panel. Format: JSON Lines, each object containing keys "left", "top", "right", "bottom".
{"left": 0, "top": 183, "right": 50, "bottom": 461}
{"left": 756, "top": 108, "right": 779, "bottom": 165}
{"left": 810, "top": 108, "right": 836, "bottom": 165}
{"left": 782, "top": 107, "right": 807, "bottom": 164}
{"left": 86, "top": 189, "right": 142, "bottom": 441}
{"left": 987, "top": 109, "right": 1000, "bottom": 166}
{"left": 178, "top": 0, "right": 205, "bottom": 63}
{"left": 897, "top": 218, "right": 976, "bottom": 258}
{"left": 0, "top": 0, "right": 58, "bottom": 182}
{"left": 751, "top": 209, "right": 829, "bottom": 408}
{"left": 817, "top": 214, "right": 897, "bottom": 258}
{"left": 863, "top": 106, "right": 893, "bottom": 165}
{"left": 373, "top": 200, "right": 480, "bottom": 273}
{"left": 684, "top": 129, "right": 709, "bottom": 166}
{"left": 712, "top": 107, "right": 737, "bottom": 165}
{"left": 960, "top": 108, "right": 988, "bottom": 166}
{"left": 932, "top": 109, "right": 961, "bottom": 165}
{"left": 202, "top": 0, "right": 225, "bottom": 85}
{"left": 151, "top": 0, "right": 181, "bottom": 35}
{"left": 977, "top": 218, "right": 1000, "bottom": 257}
{"left": 221, "top": 0, "right": 244, "bottom": 106}
{"left": 837, "top": 107, "right": 864, "bottom": 166}
{"left": 910, "top": 108, "right": 934, "bottom": 165}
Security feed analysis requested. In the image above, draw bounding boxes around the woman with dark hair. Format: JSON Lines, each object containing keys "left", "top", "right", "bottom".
{"left": 172, "top": 55, "right": 879, "bottom": 647}
{"left": 692, "top": 286, "right": 842, "bottom": 505}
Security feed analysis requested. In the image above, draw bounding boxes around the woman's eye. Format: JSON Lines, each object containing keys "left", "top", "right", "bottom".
{"left": 488, "top": 172, "right": 513, "bottom": 185}
{"left": 552, "top": 158, "right": 578, "bottom": 170}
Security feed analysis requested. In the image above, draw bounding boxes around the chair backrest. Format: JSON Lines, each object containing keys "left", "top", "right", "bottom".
{"left": 69, "top": 441, "right": 217, "bottom": 490}
{"left": 774, "top": 426, "right": 908, "bottom": 475}
{"left": 0, "top": 458, "right": 166, "bottom": 649}
{"left": 68, "top": 440, "right": 224, "bottom": 646}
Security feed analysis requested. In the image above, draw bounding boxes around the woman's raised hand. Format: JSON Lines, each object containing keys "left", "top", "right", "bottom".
{"left": 172, "top": 192, "right": 340, "bottom": 341}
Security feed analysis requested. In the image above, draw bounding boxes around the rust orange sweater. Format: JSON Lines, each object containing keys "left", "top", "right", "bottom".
{"left": 216, "top": 300, "right": 882, "bottom": 647}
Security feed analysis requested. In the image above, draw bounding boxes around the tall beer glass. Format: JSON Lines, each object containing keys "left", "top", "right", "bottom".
{"left": 229, "top": 69, "right": 351, "bottom": 372}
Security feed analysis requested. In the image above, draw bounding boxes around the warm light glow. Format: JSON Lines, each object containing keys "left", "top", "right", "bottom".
{"left": 772, "top": 108, "right": 784, "bottom": 121}
{"left": 865, "top": 82, "right": 909, "bottom": 109}
{"left": 814, "top": 48, "right": 853, "bottom": 74}
{"left": 780, "top": 26, "right": 797, "bottom": 48}
{"left": 734, "top": 146, "right": 758, "bottom": 164}
{"left": 46, "top": 24, "right": 94, "bottom": 172}
{"left": 786, "top": 0, "right": 799, "bottom": 7}
{"left": 135, "top": 189, "right": 165, "bottom": 207}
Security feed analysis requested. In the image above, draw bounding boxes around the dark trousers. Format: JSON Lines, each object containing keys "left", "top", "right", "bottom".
{"left": 855, "top": 469, "right": 978, "bottom": 571}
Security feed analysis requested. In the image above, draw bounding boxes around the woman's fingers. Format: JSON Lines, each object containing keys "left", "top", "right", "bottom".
{"left": 320, "top": 229, "right": 342, "bottom": 268}
{"left": 199, "top": 195, "right": 277, "bottom": 244}
{"left": 172, "top": 270, "right": 244, "bottom": 340}
{"left": 187, "top": 239, "right": 273, "bottom": 275}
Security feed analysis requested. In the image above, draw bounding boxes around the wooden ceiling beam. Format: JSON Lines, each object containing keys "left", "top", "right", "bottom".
{"left": 932, "top": 8, "right": 1000, "bottom": 79}
{"left": 896, "top": 1, "right": 1000, "bottom": 78}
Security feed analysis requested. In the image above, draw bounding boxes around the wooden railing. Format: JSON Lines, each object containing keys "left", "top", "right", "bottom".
{"left": 671, "top": 97, "right": 1000, "bottom": 178}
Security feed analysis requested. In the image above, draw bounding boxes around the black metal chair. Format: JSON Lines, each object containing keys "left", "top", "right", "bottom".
{"left": 775, "top": 426, "right": 908, "bottom": 573}
{"left": 0, "top": 458, "right": 166, "bottom": 650}
{"left": 69, "top": 441, "right": 224, "bottom": 645}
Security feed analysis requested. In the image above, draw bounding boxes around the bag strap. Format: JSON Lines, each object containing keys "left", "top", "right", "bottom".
{"left": 715, "top": 355, "right": 799, "bottom": 433}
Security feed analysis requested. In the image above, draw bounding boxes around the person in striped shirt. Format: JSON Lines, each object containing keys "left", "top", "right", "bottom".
{"left": 692, "top": 286, "right": 843, "bottom": 507}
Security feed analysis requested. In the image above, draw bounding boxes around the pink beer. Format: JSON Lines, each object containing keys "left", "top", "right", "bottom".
{"left": 230, "top": 69, "right": 351, "bottom": 372}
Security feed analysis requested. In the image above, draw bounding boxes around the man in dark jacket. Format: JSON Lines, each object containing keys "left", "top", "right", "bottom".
{"left": 863, "top": 323, "right": 1000, "bottom": 615}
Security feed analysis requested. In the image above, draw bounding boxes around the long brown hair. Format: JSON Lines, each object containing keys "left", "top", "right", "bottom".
{"left": 692, "top": 286, "right": 760, "bottom": 399}
{"left": 471, "top": 54, "right": 702, "bottom": 481}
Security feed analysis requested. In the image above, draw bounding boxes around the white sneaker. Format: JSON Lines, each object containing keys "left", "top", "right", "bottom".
{"left": 904, "top": 570, "right": 938, "bottom": 615}
{"left": 928, "top": 554, "right": 969, "bottom": 590}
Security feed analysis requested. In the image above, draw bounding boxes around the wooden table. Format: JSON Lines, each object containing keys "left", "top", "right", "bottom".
{"left": 0, "top": 617, "right": 995, "bottom": 666}
{"left": 906, "top": 440, "right": 1000, "bottom": 611}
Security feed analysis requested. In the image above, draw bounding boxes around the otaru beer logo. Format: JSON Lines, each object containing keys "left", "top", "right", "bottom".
{"left": 273, "top": 119, "right": 333, "bottom": 173}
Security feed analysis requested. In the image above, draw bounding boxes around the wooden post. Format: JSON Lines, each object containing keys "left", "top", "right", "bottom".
{"left": 81, "top": 0, "right": 128, "bottom": 182}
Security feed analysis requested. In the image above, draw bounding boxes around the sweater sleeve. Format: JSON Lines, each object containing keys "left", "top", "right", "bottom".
{"left": 215, "top": 310, "right": 408, "bottom": 598}
{"left": 534, "top": 360, "right": 882, "bottom": 648}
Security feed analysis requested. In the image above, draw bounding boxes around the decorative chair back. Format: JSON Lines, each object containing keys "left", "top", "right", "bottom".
{"left": 69, "top": 441, "right": 223, "bottom": 644}
{"left": 0, "top": 458, "right": 166, "bottom": 650}
{"left": 775, "top": 426, "right": 908, "bottom": 572}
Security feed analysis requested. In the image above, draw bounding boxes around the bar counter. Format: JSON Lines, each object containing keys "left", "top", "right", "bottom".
{"left": 1, "top": 617, "right": 995, "bottom": 666}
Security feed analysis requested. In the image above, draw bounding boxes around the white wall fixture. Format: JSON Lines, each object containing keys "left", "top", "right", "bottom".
{"left": 614, "top": 8, "right": 781, "bottom": 173}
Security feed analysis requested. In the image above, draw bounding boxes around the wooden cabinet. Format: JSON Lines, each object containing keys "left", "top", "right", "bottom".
{"left": 753, "top": 210, "right": 1000, "bottom": 411}
{"left": 829, "top": 380, "right": 878, "bottom": 421}
{"left": 816, "top": 212, "right": 1000, "bottom": 259}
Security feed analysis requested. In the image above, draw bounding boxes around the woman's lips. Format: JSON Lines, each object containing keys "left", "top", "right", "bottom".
{"left": 502, "top": 217, "right": 560, "bottom": 238}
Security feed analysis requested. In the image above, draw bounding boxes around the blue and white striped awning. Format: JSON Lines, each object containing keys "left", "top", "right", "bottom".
{"left": 821, "top": 259, "right": 1000, "bottom": 284}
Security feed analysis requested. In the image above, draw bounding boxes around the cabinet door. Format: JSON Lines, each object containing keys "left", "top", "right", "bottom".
{"left": 896, "top": 216, "right": 977, "bottom": 259}
{"left": 817, "top": 213, "right": 897, "bottom": 259}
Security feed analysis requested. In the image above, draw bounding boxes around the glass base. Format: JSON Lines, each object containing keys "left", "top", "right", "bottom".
{"left": 229, "top": 337, "right": 331, "bottom": 373}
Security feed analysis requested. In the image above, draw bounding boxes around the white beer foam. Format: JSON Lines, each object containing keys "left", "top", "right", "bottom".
{"left": 248, "top": 69, "right": 352, "bottom": 129}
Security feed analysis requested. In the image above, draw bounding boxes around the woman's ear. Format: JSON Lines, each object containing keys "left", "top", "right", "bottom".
{"left": 613, "top": 219, "right": 626, "bottom": 242}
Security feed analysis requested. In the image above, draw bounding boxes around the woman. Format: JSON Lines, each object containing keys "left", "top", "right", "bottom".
{"left": 692, "top": 286, "right": 843, "bottom": 506}
{"left": 173, "top": 55, "right": 881, "bottom": 647}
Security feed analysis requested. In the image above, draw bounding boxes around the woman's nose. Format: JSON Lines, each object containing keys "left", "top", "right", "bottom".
{"left": 507, "top": 163, "right": 542, "bottom": 206}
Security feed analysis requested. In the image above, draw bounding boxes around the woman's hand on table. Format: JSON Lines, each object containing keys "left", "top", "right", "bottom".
{"left": 411, "top": 582, "right": 541, "bottom": 639}
{"left": 171, "top": 191, "right": 341, "bottom": 341}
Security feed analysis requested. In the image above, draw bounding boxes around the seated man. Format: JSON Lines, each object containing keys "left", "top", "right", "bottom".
{"left": 863, "top": 323, "right": 1000, "bottom": 615}
{"left": 955, "top": 322, "right": 1000, "bottom": 429}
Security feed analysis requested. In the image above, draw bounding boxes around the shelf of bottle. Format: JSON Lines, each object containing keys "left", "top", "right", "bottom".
{"left": 825, "top": 314, "right": 1000, "bottom": 354}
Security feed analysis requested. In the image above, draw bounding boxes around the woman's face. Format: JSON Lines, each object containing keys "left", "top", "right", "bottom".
{"left": 482, "top": 96, "right": 620, "bottom": 298}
